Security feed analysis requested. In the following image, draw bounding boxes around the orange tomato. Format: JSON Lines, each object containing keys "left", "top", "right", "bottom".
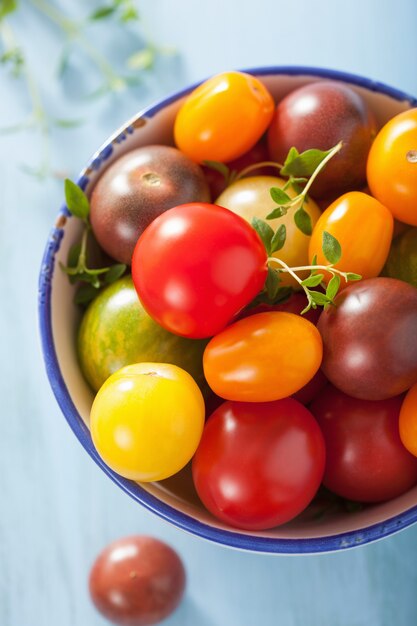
{"left": 367, "top": 108, "right": 417, "bottom": 226}
{"left": 399, "top": 383, "right": 417, "bottom": 457}
{"left": 203, "top": 312, "right": 323, "bottom": 402}
{"left": 308, "top": 191, "right": 393, "bottom": 281}
{"left": 174, "top": 71, "right": 274, "bottom": 163}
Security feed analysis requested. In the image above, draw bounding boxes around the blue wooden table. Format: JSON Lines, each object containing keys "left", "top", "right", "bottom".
{"left": 2, "top": 1, "right": 417, "bottom": 624}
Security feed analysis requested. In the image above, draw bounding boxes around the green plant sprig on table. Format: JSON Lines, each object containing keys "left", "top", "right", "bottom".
{"left": 0, "top": 0, "right": 175, "bottom": 177}
{"left": 60, "top": 179, "right": 126, "bottom": 305}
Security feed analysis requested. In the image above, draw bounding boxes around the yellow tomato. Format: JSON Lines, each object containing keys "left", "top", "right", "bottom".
{"left": 308, "top": 191, "right": 393, "bottom": 281}
{"left": 90, "top": 363, "right": 205, "bottom": 482}
{"left": 174, "top": 71, "right": 274, "bottom": 163}
{"left": 367, "top": 108, "right": 417, "bottom": 226}
{"left": 216, "top": 176, "right": 321, "bottom": 287}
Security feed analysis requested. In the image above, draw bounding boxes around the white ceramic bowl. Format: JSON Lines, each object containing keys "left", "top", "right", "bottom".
{"left": 39, "top": 66, "right": 417, "bottom": 553}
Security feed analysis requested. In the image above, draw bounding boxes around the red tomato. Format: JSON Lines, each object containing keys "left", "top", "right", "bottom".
{"left": 310, "top": 385, "right": 417, "bottom": 502}
{"left": 132, "top": 203, "right": 268, "bottom": 338}
{"left": 192, "top": 399, "right": 325, "bottom": 530}
{"left": 292, "top": 369, "right": 328, "bottom": 405}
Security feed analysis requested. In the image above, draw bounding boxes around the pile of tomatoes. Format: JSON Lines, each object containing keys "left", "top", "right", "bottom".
{"left": 76, "top": 71, "right": 417, "bottom": 531}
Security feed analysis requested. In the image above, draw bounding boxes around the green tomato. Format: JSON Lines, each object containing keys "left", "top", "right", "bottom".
{"left": 216, "top": 176, "right": 321, "bottom": 288}
{"left": 384, "top": 228, "right": 417, "bottom": 288}
{"left": 78, "top": 276, "right": 208, "bottom": 393}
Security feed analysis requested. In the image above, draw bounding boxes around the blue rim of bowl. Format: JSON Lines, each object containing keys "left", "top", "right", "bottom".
{"left": 38, "top": 65, "right": 417, "bottom": 554}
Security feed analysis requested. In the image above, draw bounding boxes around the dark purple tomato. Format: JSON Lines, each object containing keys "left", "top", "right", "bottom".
{"left": 90, "top": 145, "right": 210, "bottom": 264}
{"left": 267, "top": 81, "right": 377, "bottom": 198}
{"left": 310, "top": 385, "right": 417, "bottom": 502}
{"left": 317, "top": 277, "right": 417, "bottom": 400}
{"left": 89, "top": 536, "right": 186, "bottom": 626}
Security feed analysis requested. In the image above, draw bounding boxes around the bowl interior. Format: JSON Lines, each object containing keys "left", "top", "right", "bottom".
{"left": 43, "top": 68, "right": 417, "bottom": 551}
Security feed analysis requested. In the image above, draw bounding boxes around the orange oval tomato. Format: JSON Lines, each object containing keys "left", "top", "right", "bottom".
{"left": 399, "top": 383, "right": 417, "bottom": 457}
{"left": 308, "top": 191, "right": 393, "bottom": 281}
{"left": 174, "top": 71, "right": 274, "bottom": 163}
{"left": 203, "top": 312, "right": 323, "bottom": 402}
{"left": 367, "top": 108, "right": 417, "bottom": 226}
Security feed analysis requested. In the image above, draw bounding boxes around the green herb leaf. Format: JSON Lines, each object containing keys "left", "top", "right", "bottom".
{"left": 74, "top": 284, "right": 99, "bottom": 305}
{"left": 281, "top": 146, "right": 299, "bottom": 172}
{"left": 251, "top": 217, "right": 274, "bottom": 255}
{"left": 0, "top": 0, "right": 17, "bottom": 20}
{"left": 266, "top": 206, "right": 288, "bottom": 220}
{"left": 270, "top": 187, "right": 291, "bottom": 205}
{"left": 67, "top": 243, "right": 81, "bottom": 268}
{"left": 127, "top": 48, "right": 154, "bottom": 70}
{"left": 202, "top": 160, "right": 230, "bottom": 181}
{"left": 326, "top": 274, "right": 341, "bottom": 300}
{"left": 104, "top": 263, "right": 127, "bottom": 284}
{"left": 54, "top": 118, "right": 84, "bottom": 128}
{"left": 90, "top": 5, "right": 117, "bottom": 19}
{"left": 281, "top": 147, "right": 334, "bottom": 177}
{"left": 64, "top": 179, "right": 90, "bottom": 220}
{"left": 346, "top": 272, "right": 362, "bottom": 281}
{"left": 322, "top": 231, "right": 342, "bottom": 264}
{"left": 301, "top": 274, "right": 324, "bottom": 288}
{"left": 270, "top": 224, "right": 286, "bottom": 253}
{"left": 310, "top": 291, "right": 334, "bottom": 306}
{"left": 311, "top": 254, "right": 318, "bottom": 266}
{"left": 294, "top": 206, "right": 312, "bottom": 236}
{"left": 265, "top": 267, "right": 281, "bottom": 301}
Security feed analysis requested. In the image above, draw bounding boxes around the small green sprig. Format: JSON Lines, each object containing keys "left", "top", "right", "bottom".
{"left": 60, "top": 179, "right": 126, "bottom": 305}
{"left": 252, "top": 223, "right": 361, "bottom": 314}
{"left": 266, "top": 142, "right": 343, "bottom": 238}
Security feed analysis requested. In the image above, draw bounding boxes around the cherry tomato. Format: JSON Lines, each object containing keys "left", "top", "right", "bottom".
{"left": 132, "top": 203, "right": 268, "bottom": 338}
{"left": 292, "top": 369, "right": 328, "bottom": 405}
{"left": 192, "top": 399, "right": 325, "bottom": 530}
{"left": 309, "top": 191, "right": 393, "bottom": 281}
{"left": 89, "top": 536, "right": 186, "bottom": 626}
{"left": 399, "top": 383, "right": 417, "bottom": 456}
{"left": 317, "top": 277, "right": 417, "bottom": 401}
{"left": 203, "top": 312, "right": 323, "bottom": 402}
{"left": 310, "top": 385, "right": 417, "bottom": 502}
{"left": 216, "top": 176, "right": 321, "bottom": 288}
{"left": 367, "top": 108, "right": 417, "bottom": 225}
{"left": 267, "top": 81, "right": 377, "bottom": 198}
{"left": 90, "top": 363, "right": 205, "bottom": 481}
{"left": 174, "top": 71, "right": 274, "bottom": 163}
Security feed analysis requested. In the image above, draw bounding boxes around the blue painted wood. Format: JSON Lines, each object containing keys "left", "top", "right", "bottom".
{"left": 2, "top": 1, "right": 417, "bottom": 624}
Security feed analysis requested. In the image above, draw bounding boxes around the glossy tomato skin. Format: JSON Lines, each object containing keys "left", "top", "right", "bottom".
{"left": 310, "top": 385, "right": 417, "bottom": 502}
{"left": 89, "top": 536, "right": 186, "bottom": 626}
{"left": 367, "top": 108, "right": 417, "bottom": 226}
{"left": 174, "top": 71, "right": 274, "bottom": 163}
{"left": 192, "top": 399, "right": 326, "bottom": 530}
{"left": 399, "top": 383, "right": 417, "bottom": 456}
{"left": 90, "top": 146, "right": 210, "bottom": 264}
{"left": 90, "top": 363, "right": 205, "bottom": 481}
{"left": 132, "top": 203, "right": 268, "bottom": 338}
{"left": 309, "top": 191, "right": 393, "bottom": 282}
{"left": 318, "top": 278, "right": 417, "bottom": 400}
{"left": 203, "top": 312, "right": 323, "bottom": 402}
{"left": 216, "top": 176, "right": 321, "bottom": 288}
{"left": 267, "top": 81, "right": 377, "bottom": 198}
